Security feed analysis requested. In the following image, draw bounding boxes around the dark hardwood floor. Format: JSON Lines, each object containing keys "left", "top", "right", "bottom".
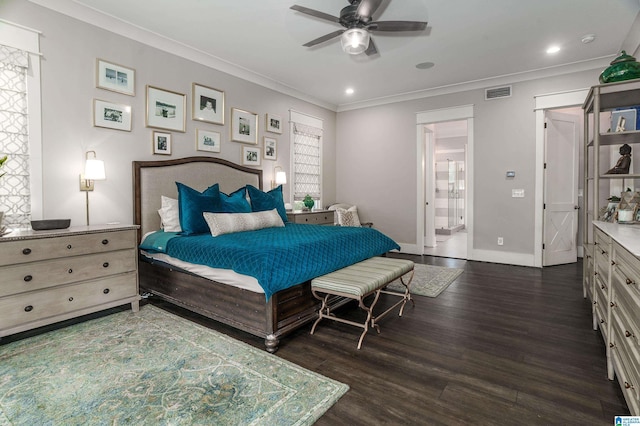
{"left": 2, "top": 255, "right": 629, "bottom": 424}
{"left": 151, "top": 254, "right": 630, "bottom": 425}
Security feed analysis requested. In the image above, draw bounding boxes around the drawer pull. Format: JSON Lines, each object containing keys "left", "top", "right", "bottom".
{"left": 610, "top": 302, "right": 616, "bottom": 308}
{"left": 24, "top": 305, "right": 33, "bottom": 312}
{"left": 103, "top": 288, "right": 110, "bottom": 294}
{"left": 625, "top": 382, "right": 633, "bottom": 389}
{"left": 22, "top": 248, "right": 31, "bottom": 255}
{"left": 594, "top": 271, "right": 598, "bottom": 276}
{"left": 23, "top": 275, "right": 32, "bottom": 282}
{"left": 601, "top": 284, "right": 605, "bottom": 290}
{"left": 626, "top": 330, "right": 632, "bottom": 338}
{"left": 611, "top": 260, "right": 616, "bottom": 266}
{"left": 627, "top": 278, "right": 635, "bottom": 285}
{"left": 67, "top": 244, "right": 72, "bottom": 250}
{"left": 68, "top": 297, "right": 73, "bottom": 302}
{"left": 601, "top": 250, "right": 606, "bottom": 255}
{"left": 103, "top": 262, "right": 109, "bottom": 268}
{"left": 600, "top": 319, "right": 605, "bottom": 324}
{"left": 610, "top": 342, "right": 615, "bottom": 348}
{"left": 102, "top": 239, "right": 109, "bottom": 245}
{"left": 68, "top": 269, "right": 73, "bottom": 274}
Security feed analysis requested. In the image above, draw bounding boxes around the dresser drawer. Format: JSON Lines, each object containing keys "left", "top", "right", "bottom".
{"left": 0, "top": 230, "right": 136, "bottom": 266}
{"left": 0, "top": 249, "right": 136, "bottom": 297}
{"left": 286, "top": 211, "right": 334, "bottom": 225}
{"left": 611, "top": 311, "right": 640, "bottom": 406}
{"left": 0, "top": 272, "right": 137, "bottom": 331}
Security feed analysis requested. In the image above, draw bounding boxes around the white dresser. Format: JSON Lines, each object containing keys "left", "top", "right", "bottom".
{"left": 587, "top": 222, "right": 640, "bottom": 414}
{"left": 0, "top": 224, "right": 140, "bottom": 339}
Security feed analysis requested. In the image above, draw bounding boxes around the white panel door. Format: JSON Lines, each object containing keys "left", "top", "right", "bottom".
{"left": 543, "top": 111, "right": 579, "bottom": 266}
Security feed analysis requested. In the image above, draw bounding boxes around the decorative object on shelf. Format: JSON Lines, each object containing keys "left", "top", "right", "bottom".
{"left": 599, "top": 50, "right": 640, "bottom": 84}
{"left": 30, "top": 219, "right": 71, "bottom": 230}
{"left": 611, "top": 108, "right": 637, "bottom": 132}
{"left": 606, "top": 144, "right": 632, "bottom": 174}
{"left": 303, "top": 194, "right": 315, "bottom": 210}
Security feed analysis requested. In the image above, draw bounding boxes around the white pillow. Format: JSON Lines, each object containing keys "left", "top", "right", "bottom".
{"left": 203, "top": 208, "right": 284, "bottom": 237}
{"left": 158, "top": 196, "right": 182, "bottom": 232}
{"left": 336, "top": 206, "right": 362, "bottom": 227}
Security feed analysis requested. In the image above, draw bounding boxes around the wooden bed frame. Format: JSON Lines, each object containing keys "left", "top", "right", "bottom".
{"left": 133, "top": 157, "right": 340, "bottom": 352}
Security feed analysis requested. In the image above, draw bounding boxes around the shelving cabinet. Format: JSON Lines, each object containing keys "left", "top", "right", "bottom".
{"left": 582, "top": 79, "right": 640, "bottom": 415}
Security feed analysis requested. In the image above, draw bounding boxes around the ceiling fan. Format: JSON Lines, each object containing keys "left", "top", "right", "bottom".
{"left": 290, "top": 0, "right": 427, "bottom": 56}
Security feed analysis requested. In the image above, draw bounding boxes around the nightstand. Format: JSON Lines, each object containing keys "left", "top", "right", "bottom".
{"left": 286, "top": 210, "right": 334, "bottom": 225}
{"left": 0, "top": 224, "right": 140, "bottom": 339}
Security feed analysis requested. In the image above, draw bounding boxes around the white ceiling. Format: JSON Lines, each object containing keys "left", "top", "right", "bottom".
{"left": 35, "top": 0, "right": 640, "bottom": 111}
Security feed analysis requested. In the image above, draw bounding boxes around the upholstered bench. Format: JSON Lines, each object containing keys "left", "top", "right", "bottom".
{"left": 310, "top": 257, "right": 415, "bottom": 349}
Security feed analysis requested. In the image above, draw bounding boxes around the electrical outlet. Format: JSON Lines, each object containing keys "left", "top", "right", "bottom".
{"left": 497, "top": 237, "right": 504, "bottom": 246}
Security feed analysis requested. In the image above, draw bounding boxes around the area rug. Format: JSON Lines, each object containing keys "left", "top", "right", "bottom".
{"left": 386, "top": 263, "right": 463, "bottom": 297}
{"left": 0, "top": 305, "right": 348, "bottom": 425}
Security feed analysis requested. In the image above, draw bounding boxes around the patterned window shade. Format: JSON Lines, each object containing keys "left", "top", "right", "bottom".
{"left": 0, "top": 44, "right": 31, "bottom": 228}
{"left": 292, "top": 122, "right": 322, "bottom": 201}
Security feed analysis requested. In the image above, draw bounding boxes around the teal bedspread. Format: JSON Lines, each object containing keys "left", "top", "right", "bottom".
{"left": 140, "top": 223, "right": 399, "bottom": 299}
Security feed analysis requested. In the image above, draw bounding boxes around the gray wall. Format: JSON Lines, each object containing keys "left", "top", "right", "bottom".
{"left": 2, "top": 0, "right": 336, "bottom": 226}
{"left": 336, "top": 70, "right": 600, "bottom": 256}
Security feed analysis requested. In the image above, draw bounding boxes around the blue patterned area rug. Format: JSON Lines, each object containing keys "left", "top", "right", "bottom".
{"left": 386, "top": 263, "right": 463, "bottom": 297}
{"left": 0, "top": 305, "right": 348, "bottom": 425}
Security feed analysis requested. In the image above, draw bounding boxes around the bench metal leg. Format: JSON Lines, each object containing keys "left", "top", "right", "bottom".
{"left": 375, "top": 268, "right": 415, "bottom": 326}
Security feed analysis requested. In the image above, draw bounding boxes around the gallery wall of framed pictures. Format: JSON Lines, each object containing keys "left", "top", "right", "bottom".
{"left": 92, "top": 57, "right": 286, "bottom": 165}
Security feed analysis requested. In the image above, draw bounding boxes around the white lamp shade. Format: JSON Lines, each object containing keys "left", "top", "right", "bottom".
{"left": 341, "top": 28, "right": 370, "bottom": 55}
{"left": 84, "top": 159, "right": 106, "bottom": 180}
{"left": 275, "top": 171, "right": 287, "bottom": 185}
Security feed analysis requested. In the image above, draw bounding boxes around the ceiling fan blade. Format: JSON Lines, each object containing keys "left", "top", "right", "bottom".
{"left": 368, "top": 20, "right": 427, "bottom": 32}
{"left": 303, "top": 29, "right": 345, "bottom": 47}
{"left": 290, "top": 5, "right": 340, "bottom": 23}
{"left": 357, "top": 0, "right": 383, "bottom": 19}
{"left": 364, "top": 37, "right": 378, "bottom": 56}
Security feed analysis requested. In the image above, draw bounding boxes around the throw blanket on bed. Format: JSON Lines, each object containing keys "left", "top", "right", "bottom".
{"left": 141, "top": 223, "right": 399, "bottom": 299}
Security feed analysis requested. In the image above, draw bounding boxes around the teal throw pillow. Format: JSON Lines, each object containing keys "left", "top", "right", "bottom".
{"left": 220, "top": 186, "right": 251, "bottom": 213}
{"left": 176, "top": 182, "right": 222, "bottom": 235}
{"left": 246, "top": 184, "right": 288, "bottom": 223}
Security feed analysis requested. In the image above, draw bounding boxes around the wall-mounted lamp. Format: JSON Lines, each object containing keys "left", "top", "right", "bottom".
{"left": 80, "top": 150, "right": 106, "bottom": 226}
{"left": 272, "top": 165, "right": 287, "bottom": 189}
{"left": 341, "top": 28, "right": 370, "bottom": 55}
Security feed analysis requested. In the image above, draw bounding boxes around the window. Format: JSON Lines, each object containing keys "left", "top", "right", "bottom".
{"left": 289, "top": 111, "right": 323, "bottom": 207}
{"left": 0, "top": 20, "right": 42, "bottom": 229}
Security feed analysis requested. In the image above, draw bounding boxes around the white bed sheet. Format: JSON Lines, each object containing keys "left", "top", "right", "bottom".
{"left": 140, "top": 250, "right": 264, "bottom": 293}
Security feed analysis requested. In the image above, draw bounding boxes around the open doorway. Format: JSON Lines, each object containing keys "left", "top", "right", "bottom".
{"left": 424, "top": 120, "right": 468, "bottom": 259}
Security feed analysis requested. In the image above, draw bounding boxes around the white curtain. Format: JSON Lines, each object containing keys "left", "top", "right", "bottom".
{"left": 0, "top": 44, "right": 31, "bottom": 228}
{"left": 292, "top": 122, "right": 322, "bottom": 201}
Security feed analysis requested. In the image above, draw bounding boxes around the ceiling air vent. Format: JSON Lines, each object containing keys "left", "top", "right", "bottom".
{"left": 485, "top": 85, "right": 512, "bottom": 100}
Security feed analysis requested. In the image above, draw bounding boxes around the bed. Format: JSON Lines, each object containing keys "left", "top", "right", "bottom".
{"left": 133, "top": 156, "right": 399, "bottom": 352}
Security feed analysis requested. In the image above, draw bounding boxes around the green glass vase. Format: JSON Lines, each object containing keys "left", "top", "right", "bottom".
{"left": 599, "top": 51, "right": 640, "bottom": 84}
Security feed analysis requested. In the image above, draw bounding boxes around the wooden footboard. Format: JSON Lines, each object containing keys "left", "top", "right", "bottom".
{"left": 139, "top": 258, "right": 322, "bottom": 352}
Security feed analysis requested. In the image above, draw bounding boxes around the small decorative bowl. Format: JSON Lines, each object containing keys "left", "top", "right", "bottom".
{"left": 31, "top": 219, "right": 71, "bottom": 231}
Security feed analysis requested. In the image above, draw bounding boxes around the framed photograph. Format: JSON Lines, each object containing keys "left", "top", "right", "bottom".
{"left": 93, "top": 99, "right": 132, "bottom": 131}
{"left": 192, "top": 83, "right": 225, "bottom": 125}
{"left": 263, "top": 136, "right": 277, "bottom": 160}
{"left": 242, "top": 146, "right": 261, "bottom": 166}
{"left": 96, "top": 59, "right": 135, "bottom": 96}
{"left": 611, "top": 109, "right": 637, "bottom": 132}
{"left": 196, "top": 129, "right": 221, "bottom": 153}
{"left": 153, "top": 131, "right": 172, "bottom": 155}
{"left": 266, "top": 113, "right": 283, "bottom": 134}
{"left": 146, "top": 85, "right": 186, "bottom": 132}
{"left": 231, "top": 107, "right": 258, "bottom": 144}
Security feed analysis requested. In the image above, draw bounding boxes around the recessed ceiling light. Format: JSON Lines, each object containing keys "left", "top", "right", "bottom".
{"left": 416, "top": 61, "right": 435, "bottom": 70}
{"left": 582, "top": 34, "right": 596, "bottom": 44}
{"left": 546, "top": 45, "right": 560, "bottom": 54}
{"left": 345, "top": 88, "right": 354, "bottom": 95}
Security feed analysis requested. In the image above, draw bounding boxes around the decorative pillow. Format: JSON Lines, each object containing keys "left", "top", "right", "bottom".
{"left": 203, "top": 208, "right": 284, "bottom": 237}
{"left": 176, "top": 182, "right": 222, "bottom": 235}
{"left": 157, "top": 196, "right": 181, "bottom": 232}
{"left": 246, "top": 185, "right": 288, "bottom": 223}
{"left": 336, "top": 206, "right": 362, "bottom": 227}
{"left": 220, "top": 186, "right": 251, "bottom": 213}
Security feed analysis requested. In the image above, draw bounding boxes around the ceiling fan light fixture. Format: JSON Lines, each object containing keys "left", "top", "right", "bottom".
{"left": 341, "top": 28, "right": 369, "bottom": 55}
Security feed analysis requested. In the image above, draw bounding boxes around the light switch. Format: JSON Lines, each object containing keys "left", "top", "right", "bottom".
{"left": 512, "top": 189, "right": 525, "bottom": 198}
